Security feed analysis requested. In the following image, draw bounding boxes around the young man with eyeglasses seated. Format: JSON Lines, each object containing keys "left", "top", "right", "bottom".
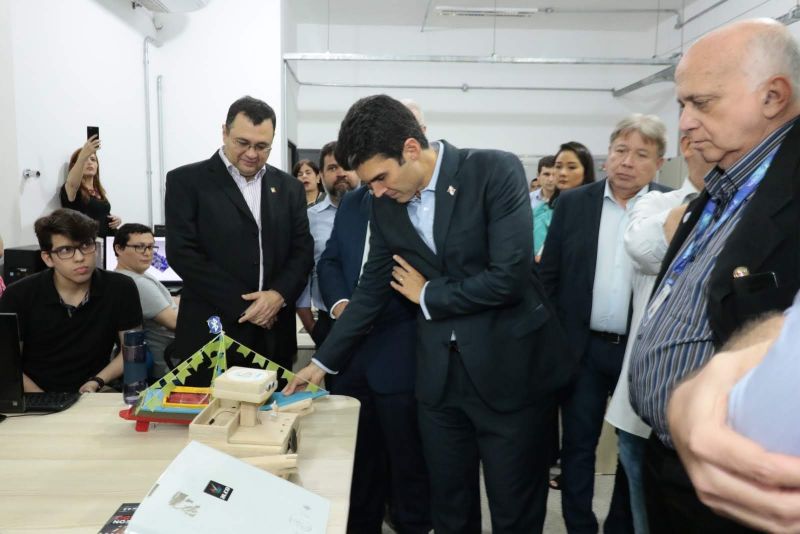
{"left": 0, "top": 209, "right": 142, "bottom": 393}
{"left": 113, "top": 223, "right": 179, "bottom": 378}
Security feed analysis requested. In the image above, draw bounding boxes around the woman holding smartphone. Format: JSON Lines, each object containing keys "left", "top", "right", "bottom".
{"left": 61, "top": 134, "right": 121, "bottom": 237}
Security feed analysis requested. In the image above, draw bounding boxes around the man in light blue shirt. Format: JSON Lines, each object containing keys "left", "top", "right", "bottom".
{"left": 539, "top": 113, "right": 670, "bottom": 533}
{"left": 295, "top": 141, "right": 358, "bottom": 346}
{"left": 668, "top": 294, "right": 799, "bottom": 533}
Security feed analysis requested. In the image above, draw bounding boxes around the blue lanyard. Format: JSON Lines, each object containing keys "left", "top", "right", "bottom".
{"left": 664, "top": 148, "right": 778, "bottom": 286}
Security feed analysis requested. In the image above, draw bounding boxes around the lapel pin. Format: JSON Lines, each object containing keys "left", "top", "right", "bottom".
{"left": 732, "top": 266, "right": 750, "bottom": 278}
{"left": 447, "top": 185, "right": 456, "bottom": 196}
{"left": 682, "top": 211, "right": 691, "bottom": 223}
{"left": 270, "top": 187, "right": 277, "bottom": 193}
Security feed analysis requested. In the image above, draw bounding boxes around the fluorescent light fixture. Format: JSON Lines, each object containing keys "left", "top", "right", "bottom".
{"left": 435, "top": 5, "right": 681, "bottom": 19}
{"left": 435, "top": 5, "right": 550, "bottom": 17}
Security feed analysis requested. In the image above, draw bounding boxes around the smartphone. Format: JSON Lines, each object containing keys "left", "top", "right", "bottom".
{"left": 87, "top": 125, "right": 99, "bottom": 140}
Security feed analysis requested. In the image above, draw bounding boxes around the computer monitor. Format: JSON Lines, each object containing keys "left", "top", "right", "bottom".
{"left": 104, "top": 235, "right": 182, "bottom": 286}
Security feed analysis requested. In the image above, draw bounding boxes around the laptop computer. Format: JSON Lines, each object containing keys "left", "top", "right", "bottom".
{"left": 104, "top": 235, "right": 182, "bottom": 295}
{"left": 0, "top": 313, "right": 80, "bottom": 413}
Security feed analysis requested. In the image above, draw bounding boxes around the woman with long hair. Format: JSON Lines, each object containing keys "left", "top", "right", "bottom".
{"left": 293, "top": 159, "right": 325, "bottom": 207}
{"left": 60, "top": 135, "right": 121, "bottom": 237}
{"left": 534, "top": 141, "right": 595, "bottom": 260}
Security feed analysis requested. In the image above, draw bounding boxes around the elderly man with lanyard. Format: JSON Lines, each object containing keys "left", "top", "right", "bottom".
{"left": 629, "top": 18, "right": 800, "bottom": 533}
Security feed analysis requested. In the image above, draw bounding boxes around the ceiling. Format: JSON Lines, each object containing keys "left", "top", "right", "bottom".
{"left": 288, "top": 0, "right": 701, "bottom": 32}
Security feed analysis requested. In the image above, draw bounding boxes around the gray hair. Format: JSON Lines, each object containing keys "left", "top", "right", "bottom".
{"left": 609, "top": 113, "right": 667, "bottom": 158}
{"left": 400, "top": 98, "right": 426, "bottom": 129}
{"left": 746, "top": 22, "right": 800, "bottom": 96}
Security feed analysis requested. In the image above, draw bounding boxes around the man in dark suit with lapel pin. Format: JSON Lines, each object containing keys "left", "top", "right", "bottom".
{"left": 286, "top": 94, "right": 571, "bottom": 533}
{"left": 539, "top": 114, "right": 671, "bottom": 534}
{"left": 165, "top": 96, "right": 313, "bottom": 378}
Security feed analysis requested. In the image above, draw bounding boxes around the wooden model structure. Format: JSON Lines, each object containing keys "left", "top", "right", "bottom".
{"left": 120, "top": 332, "right": 326, "bottom": 432}
{"left": 189, "top": 366, "right": 314, "bottom": 477}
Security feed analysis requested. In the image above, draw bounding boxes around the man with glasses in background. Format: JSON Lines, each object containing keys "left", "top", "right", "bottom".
{"left": 114, "top": 223, "right": 179, "bottom": 378}
{"left": 0, "top": 209, "right": 142, "bottom": 393}
{"left": 165, "top": 96, "right": 313, "bottom": 380}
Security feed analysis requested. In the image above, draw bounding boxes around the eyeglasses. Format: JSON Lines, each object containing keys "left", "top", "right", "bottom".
{"left": 49, "top": 241, "right": 97, "bottom": 260}
{"left": 234, "top": 138, "right": 272, "bottom": 153}
{"left": 124, "top": 244, "right": 159, "bottom": 254}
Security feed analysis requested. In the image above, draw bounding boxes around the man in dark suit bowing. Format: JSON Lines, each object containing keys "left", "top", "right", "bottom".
{"left": 286, "top": 94, "right": 571, "bottom": 533}
{"left": 539, "top": 114, "right": 671, "bottom": 534}
{"left": 316, "top": 183, "right": 431, "bottom": 533}
{"left": 165, "top": 96, "right": 313, "bottom": 378}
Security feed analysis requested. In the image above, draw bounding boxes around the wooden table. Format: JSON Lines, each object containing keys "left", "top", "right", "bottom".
{"left": 0, "top": 393, "right": 359, "bottom": 533}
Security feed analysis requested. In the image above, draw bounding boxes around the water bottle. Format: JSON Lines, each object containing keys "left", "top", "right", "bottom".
{"left": 123, "top": 330, "right": 148, "bottom": 405}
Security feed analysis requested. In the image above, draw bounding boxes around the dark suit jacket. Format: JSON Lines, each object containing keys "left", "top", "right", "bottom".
{"left": 316, "top": 185, "right": 418, "bottom": 394}
{"left": 313, "top": 141, "right": 570, "bottom": 412}
{"left": 165, "top": 151, "right": 314, "bottom": 366}
{"left": 539, "top": 178, "right": 671, "bottom": 359}
{"left": 654, "top": 121, "right": 800, "bottom": 347}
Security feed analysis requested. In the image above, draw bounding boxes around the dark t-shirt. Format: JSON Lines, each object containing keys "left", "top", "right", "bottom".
{"left": 0, "top": 268, "right": 142, "bottom": 392}
{"left": 60, "top": 184, "right": 113, "bottom": 237}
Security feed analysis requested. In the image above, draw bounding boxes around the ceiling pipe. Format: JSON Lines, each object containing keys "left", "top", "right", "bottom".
{"left": 283, "top": 52, "right": 676, "bottom": 66}
{"left": 143, "top": 35, "right": 162, "bottom": 227}
{"left": 428, "top": 5, "right": 683, "bottom": 28}
{"left": 674, "top": 0, "right": 728, "bottom": 29}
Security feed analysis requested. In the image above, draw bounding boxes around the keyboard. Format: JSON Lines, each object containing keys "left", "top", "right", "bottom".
{"left": 24, "top": 392, "right": 80, "bottom": 413}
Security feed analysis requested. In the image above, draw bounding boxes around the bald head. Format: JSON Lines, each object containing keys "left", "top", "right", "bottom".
{"left": 400, "top": 98, "right": 427, "bottom": 133}
{"left": 682, "top": 19, "right": 800, "bottom": 97}
{"left": 676, "top": 18, "right": 800, "bottom": 169}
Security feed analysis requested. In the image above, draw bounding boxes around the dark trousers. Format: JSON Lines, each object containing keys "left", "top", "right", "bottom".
{"left": 181, "top": 320, "right": 294, "bottom": 387}
{"left": 310, "top": 312, "right": 333, "bottom": 348}
{"left": 328, "top": 373, "right": 431, "bottom": 534}
{"left": 643, "top": 435, "right": 760, "bottom": 534}
{"left": 561, "top": 334, "right": 633, "bottom": 534}
{"left": 417, "top": 351, "right": 556, "bottom": 534}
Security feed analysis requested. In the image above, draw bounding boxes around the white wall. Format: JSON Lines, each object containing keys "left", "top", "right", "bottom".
{"left": 2, "top": 0, "right": 155, "bottom": 247}
{"left": 0, "top": 0, "right": 287, "bottom": 248}
{"left": 655, "top": 0, "right": 800, "bottom": 57}
{"left": 2, "top": 0, "right": 796, "bottom": 250}
{"left": 0, "top": 1, "right": 20, "bottom": 253}
{"left": 155, "top": 0, "right": 285, "bottom": 226}
{"left": 289, "top": 1, "right": 800, "bottom": 180}
{"left": 290, "top": 23, "right": 681, "bottom": 173}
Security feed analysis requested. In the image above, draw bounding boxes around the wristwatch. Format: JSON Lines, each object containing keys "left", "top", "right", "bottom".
{"left": 88, "top": 376, "right": 105, "bottom": 390}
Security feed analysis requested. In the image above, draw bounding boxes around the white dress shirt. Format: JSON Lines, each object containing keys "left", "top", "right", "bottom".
{"left": 605, "top": 179, "right": 699, "bottom": 437}
{"left": 218, "top": 148, "right": 267, "bottom": 290}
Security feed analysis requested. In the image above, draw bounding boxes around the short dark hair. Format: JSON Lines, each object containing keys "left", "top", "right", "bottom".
{"left": 113, "top": 223, "right": 153, "bottom": 257}
{"left": 318, "top": 141, "right": 337, "bottom": 171}
{"left": 34, "top": 208, "right": 98, "bottom": 251}
{"left": 335, "top": 94, "right": 428, "bottom": 171}
{"left": 537, "top": 155, "right": 556, "bottom": 173}
{"left": 225, "top": 96, "right": 276, "bottom": 130}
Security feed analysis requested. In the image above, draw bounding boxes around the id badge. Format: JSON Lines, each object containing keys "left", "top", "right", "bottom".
{"left": 646, "top": 284, "right": 672, "bottom": 321}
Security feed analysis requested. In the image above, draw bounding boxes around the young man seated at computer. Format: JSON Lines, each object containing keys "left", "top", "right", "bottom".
{"left": 0, "top": 208, "right": 142, "bottom": 393}
{"left": 113, "top": 223, "right": 179, "bottom": 378}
